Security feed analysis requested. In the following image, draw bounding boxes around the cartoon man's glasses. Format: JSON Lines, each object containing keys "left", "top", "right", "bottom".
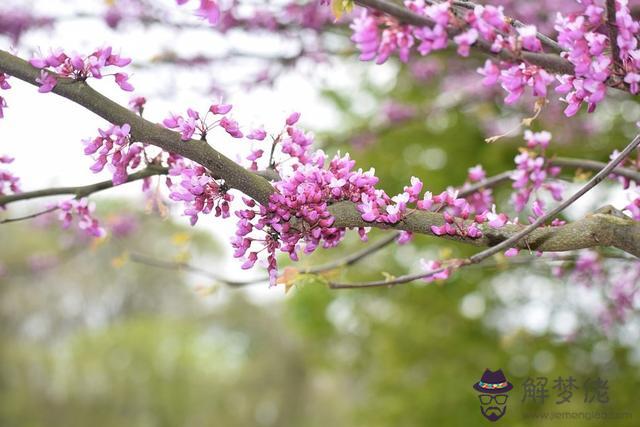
{"left": 478, "top": 394, "right": 508, "bottom": 405}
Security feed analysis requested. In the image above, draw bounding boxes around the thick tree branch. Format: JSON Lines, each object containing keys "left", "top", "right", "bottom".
{"left": 0, "top": 50, "right": 275, "bottom": 206}
{"left": 329, "top": 135, "right": 640, "bottom": 288}
{"left": 332, "top": 135, "right": 640, "bottom": 259}
{"left": 1, "top": 50, "right": 638, "bottom": 258}
{"left": 329, "top": 201, "right": 640, "bottom": 257}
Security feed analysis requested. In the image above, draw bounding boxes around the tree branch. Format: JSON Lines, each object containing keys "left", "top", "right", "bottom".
{"left": 330, "top": 136, "right": 640, "bottom": 259}
{"left": 354, "top": 0, "right": 576, "bottom": 76}
{"left": 0, "top": 49, "right": 275, "bottom": 206}
{"left": 606, "top": 0, "right": 622, "bottom": 71}
{"left": 1, "top": 49, "right": 638, "bottom": 258}
{"left": 329, "top": 135, "right": 640, "bottom": 288}
{"left": 551, "top": 157, "right": 640, "bottom": 183}
{"left": 129, "top": 233, "right": 399, "bottom": 286}
{"left": 0, "top": 206, "right": 58, "bottom": 224}
{"left": 128, "top": 252, "right": 261, "bottom": 287}
{"left": 468, "top": 134, "right": 640, "bottom": 262}
{"left": 440, "top": 0, "right": 563, "bottom": 53}
{"left": 0, "top": 165, "right": 168, "bottom": 206}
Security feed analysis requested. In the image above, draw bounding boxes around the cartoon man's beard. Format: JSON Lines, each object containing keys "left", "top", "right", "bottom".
{"left": 481, "top": 405, "right": 506, "bottom": 421}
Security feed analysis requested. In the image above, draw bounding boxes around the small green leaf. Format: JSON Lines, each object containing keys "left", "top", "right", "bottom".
{"left": 331, "top": 0, "right": 353, "bottom": 19}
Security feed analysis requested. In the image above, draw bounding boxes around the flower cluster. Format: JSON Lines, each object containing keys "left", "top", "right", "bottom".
{"left": 554, "top": 4, "right": 610, "bottom": 115}
{"left": 163, "top": 103, "right": 243, "bottom": 141}
{"left": 0, "top": 72, "right": 9, "bottom": 118}
{"left": 346, "top": 1, "right": 640, "bottom": 117}
{"left": 56, "top": 198, "right": 105, "bottom": 237}
{"left": 603, "top": 261, "right": 640, "bottom": 324}
{"left": 0, "top": 8, "right": 52, "bottom": 43}
{"left": 227, "top": 109, "right": 512, "bottom": 284}
{"left": 0, "top": 155, "right": 20, "bottom": 206}
{"left": 83, "top": 123, "right": 144, "bottom": 186}
{"left": 103, "top": 0, "right": 146, "bottom": 29}
{"left": 167, "top": 154, "right": 233, "bottom": 225}
{"left": 29, "top": 47, "right": 133, "bottom": 93}
{"left": 510, "top": 131, "right": 563, "bottom": 216}
{"left": 553, "top": 0, "right": 640, "bottom": 115}
{"left": 422, "top": 189, "right": 490, "bottom": 238}
{"left": 230, "top": 113, "right": 381, "bottom": 284}
{"left": 233, "top": 150, "right": 376, "bottom": 285}
{"left": 462, "top": 164, "right": 493, "bottom": 214}
{"left": 349, "top": 1, "right": 562, "bottom": 105}
{"left": 554, "top": 250, "right": 640, "bottom": 329}
{"left": 176, "top": 0, "right": 221, "bottom": 25}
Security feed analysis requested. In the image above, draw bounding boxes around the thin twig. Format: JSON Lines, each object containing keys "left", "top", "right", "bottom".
{"left": 0, "top": 166, "right": 168, "bottom": 207}
{"left": 128, "top": 253, "right": 261, "bottom": 287}
{"left": 302, "top": 232, "right": 400, "bottom": 274}
{"left": 551, "top": 157, "right": 640, "bottom": 182}
{"left": 128, "top": 232, "right": 400, "bottom": 286}
{"left": 0, "top": 207, "right": 59, "bottom": 224}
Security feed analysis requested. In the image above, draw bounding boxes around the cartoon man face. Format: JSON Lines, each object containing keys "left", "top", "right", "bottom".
{"left": 473, "top": 369, "right": 513, "bottom": 422}
{"left": 478, "top": 393, "right": 509, "bottom": 421}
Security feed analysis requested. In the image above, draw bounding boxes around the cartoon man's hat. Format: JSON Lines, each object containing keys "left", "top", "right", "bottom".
{"left": 473, "top": 369, "right": 513, "bottom": 394}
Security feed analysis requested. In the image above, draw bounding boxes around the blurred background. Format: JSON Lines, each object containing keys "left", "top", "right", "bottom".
{"left": 1, "top": 0, "right": 639, "bottom": 425}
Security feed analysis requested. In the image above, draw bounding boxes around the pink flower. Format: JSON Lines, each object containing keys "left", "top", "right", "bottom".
{"left": 397, "top": 231, "right": 413, "bottom": 244}
{"left": 0, "top": 154, "right": 21, "bottom": 201}
{"left": 176, "top": 0, "right": 221, "bottom": 25}
{"left": 82, "top": 123, "right": 141, "bottom": 185}
{"left": 420, "top": 259, "right": 451, "bottom": 282}
{"left": 115, "top": 72, "right": 134, "bottom": 91}
{"left": 350, "top": 10, "right": 380, "bottom": 61}
{"left": 247, "top": 128, "right": 267, "bottom": 140}
{"left": 286, "top": 112, "right": 301, "bottom": 126}
{"left": 36, "top": 70, "right": 57, "bottom": 93}
{"left": 0, "top": 73, "right": 10, "bottom": 91}
{"left": 504, "top": 248, "right": 519, "bottom": 257}
{"left": 524, "top": 130, "right": 551, "bottom": 149}
{"left": 0, "top": 97, "right": 6, "bottom": 119}
{"left": 453, "top": 29, "right": 478, "bottom": 57}
{"left": 403, "top": 176, "right": 423, "bottom": 202}
{"left": 30, "top": 47, "right": 132, "bottom": 92}
{"left": 56, "top": 197, "right": 105, "bottom": 237}
{"left": 195, "top": 0, "right": 220, "bottom": 25}
{"left": 477, "top": 60, "right": 499, "bottom": 86}
{"left": 517, "top": 25, "right": 542, "bottom": 52}
{"left": 220, "top": 117, "right": 243, "bottom": 138}
{"left": 467, "top": 165, "right": 486, "bottom": 182}
{"left": 0, "top": 73, "right": 9, "bottom": 119}
{"left": 128, "top": 96, "right": 146, "bottom": 114}
{"left": 210, "top": 103, "right": 232, "bottom": 114}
